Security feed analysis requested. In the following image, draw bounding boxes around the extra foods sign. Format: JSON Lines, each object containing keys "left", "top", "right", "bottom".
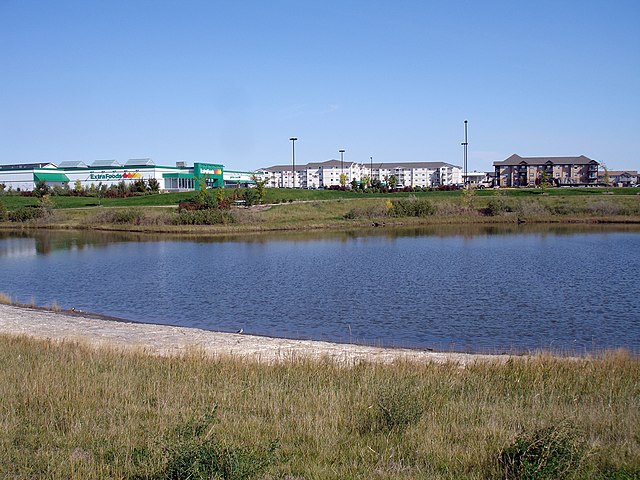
{"left": 89, "top": 172, "right": 142, "bottom": 181}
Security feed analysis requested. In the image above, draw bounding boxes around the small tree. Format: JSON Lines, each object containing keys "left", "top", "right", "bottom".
{"left": 37, "top": 194, "right": 55, "bottom": 216}
{"left": 539, "top": 170, "right": 550, "bottom": 192}
{"left": 462, "top": 185, "right": 476, "bottom": 208}
{"left": 388, "top": 175, "right": 398, "bottom": 190}
{"left": 96, "top": 182, "right": 106, "bottom": 205}
{"left": 147, "top": 177, "right": 160, "bottom": 193}
{"left": 133, "top": 178, "right": 147, "bottom": 193}
{"left": 242, "top": 188, "right": 259, "bottom": 206}
{"left": 0, "top": 183, "right": 6, "bottom": 195}
{"left": 361, "top": 175, "right": 371, "bottom": 189}
{"left": 73, "top": 179, "right": 83, "bottom": 195}
{"left": 350, "top": 179, "right": 358, "bottom": 190}
{"left": 339, "top": 173, "right": 347, "bottom": 187}
{"left": 250, "top": 174, "right": 267, "bottom": 204}
{"left": 34, "top": 181, "right": 50, "bottom": 198}
{"left": 601, "top": 163, "right": 610, "bottom": 191}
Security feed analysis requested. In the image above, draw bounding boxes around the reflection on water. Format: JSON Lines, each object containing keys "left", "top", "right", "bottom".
{"left": 0, "top": 226, "right": 639, "bottom": 354}
{"left": 2, "top": 223, "right": 640, "bottom": 255}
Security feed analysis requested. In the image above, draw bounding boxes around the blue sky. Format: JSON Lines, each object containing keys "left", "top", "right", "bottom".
{"left": 1, "top": 0, "right": 638, "bottom": 172}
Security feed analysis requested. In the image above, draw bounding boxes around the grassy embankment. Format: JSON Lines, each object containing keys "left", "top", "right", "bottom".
{"left": 1, "top": 187, "right": 639, "bottom": 234}
{"left": 1, "top": 335, "right": 638, "bottom": 479}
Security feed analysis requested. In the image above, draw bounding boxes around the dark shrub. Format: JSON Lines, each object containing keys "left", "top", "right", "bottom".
{"left": 173, "top": 210, "right": 234, "bottom": 225}
{"left": 498, "top": 425, "right": 584, "bottom": 480}
{"left": 358, "top": 382, "right": 423, "bottom": 435}
{"left": 389, "top": 198, "right": 435, "bottom": 217}
{"left": 8, "top": 206, "right": 46, "bottom": 222}
{"left": 241, "top": 189, "right": 259, "bottom": 206}
{"left": 33, "top": 181, "right": 50, "bottom": 198}
{"left": 485, "top": 197, "right": 511, "bottom": 216}
{"left": 148, "top": 177, "right": 160, "bottom": 193}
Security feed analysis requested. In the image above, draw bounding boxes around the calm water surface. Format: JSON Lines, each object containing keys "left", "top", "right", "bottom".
{"left": 1, "top": 226, "right": 639, "bottom": 354}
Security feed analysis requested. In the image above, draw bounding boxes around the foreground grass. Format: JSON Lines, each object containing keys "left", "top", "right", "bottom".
{"left": 1, "top": 336, "right": 638, "bottom": 479}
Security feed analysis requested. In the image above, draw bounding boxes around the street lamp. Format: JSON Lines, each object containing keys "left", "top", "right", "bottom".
{"left": 461, "top": 120, "right": 468, "bottom": 188}
{"left": 290, "top": 137, "right": 297, "bottom": 188}
{"left": 339, "top": 149, "right": 345, "bottom": 183}
{"left": 370, "top": 156, "right": 373, "bottom": 187}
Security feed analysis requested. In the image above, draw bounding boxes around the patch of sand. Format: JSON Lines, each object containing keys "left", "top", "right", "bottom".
{"left": 0, "top": 304, "right": 509, "bottom": 365}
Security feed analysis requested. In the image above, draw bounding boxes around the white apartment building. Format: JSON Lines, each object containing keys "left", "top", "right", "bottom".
{"left": 259, "top": 160, "right": 462, "bottom": 189}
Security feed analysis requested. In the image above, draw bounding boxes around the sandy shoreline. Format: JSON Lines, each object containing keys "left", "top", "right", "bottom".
{"left": 0, "top": 304, "right": 511, "bottom": 365}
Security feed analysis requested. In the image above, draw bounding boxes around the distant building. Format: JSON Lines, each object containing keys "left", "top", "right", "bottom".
{"left": 493, "top": 154, "right": 599, "bottom": 187}
{"left": 0, "top": 160, "right": 255, "bottom": 192}
{"left": 598, "top": 170, "right": 638, "bottom": 187}
{"left": 258, "top": 160, "right": 462, "bottom": 189}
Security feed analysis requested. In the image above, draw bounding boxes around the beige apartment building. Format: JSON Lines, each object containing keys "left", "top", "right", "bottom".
{"left": 259, "top": 160, "right": 462, "bottom": 189}
{"left": 493, "top": 154, "right": 599, "bottom": 187}
{"left": 598, "top": 170, "right": 638, "bottom": 187}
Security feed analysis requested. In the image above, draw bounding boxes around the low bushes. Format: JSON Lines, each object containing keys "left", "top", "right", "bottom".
{"left": 105, "top": 209, "right": 145, "bottom": 224}
{"left": 389, "top": 197, "right": 435, "bottom": 217}
{"left": 343, "top": 202, "right": 389, "bottom": 219}
{"left": 484, "top": 197, "right": 513, "bottom": 216}
{"left": 7, "top": 206, "right": 47, "bottom": 222}
{"left": 172, "top": 209, "right": 234, "bottom": 225}
{"left": 87, "top": 208, "right": 234, "bottom": 226}
{"left": 153, "top": 410, "right": 277, "bottom": 480}
{"left": 498, "top": 424, "right": 585, "bottom": 479}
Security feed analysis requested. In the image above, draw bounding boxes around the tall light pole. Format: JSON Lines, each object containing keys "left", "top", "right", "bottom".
{"left": 339, "top": 149, "right": 345, "bottom": 183}
{"left": 370, "top": 156, "right": 373, "bottom": 187}
{"left": 461, "top": 120, "right": 468, "bottom": 188}
{"left": 289, "top": 137, "right": 297, "bottom": 188}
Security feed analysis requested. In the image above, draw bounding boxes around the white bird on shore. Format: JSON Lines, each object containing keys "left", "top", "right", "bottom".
{"left": 236, "top": 328, "right": 244, "bottom": 334}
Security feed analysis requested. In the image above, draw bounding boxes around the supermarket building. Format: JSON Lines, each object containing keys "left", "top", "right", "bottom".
{"left": 0, "top": 159, "right": 256, "bottom": 192}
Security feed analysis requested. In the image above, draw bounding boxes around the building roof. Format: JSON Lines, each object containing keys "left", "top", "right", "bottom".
{"left": 58, "top": 161, "right": 89, "bottom": 168}
{"left": 375, "top": 162, "right": 460, "bottom": 169}
{"left": 260, "top": 160, "right": 461, "bottom": 171}
{"left": 494, "top": 154, "right": 597, "bottom": 166}
{"left": 91, "top": 159, "right": 121, "bottom": 167}
{"left": 260, "top": 160, "right": 346, "bottom": 171}
{"left": 0, "top": 162, "right": 57, "bottom": 170}
{"left": 125, "top": 158, "right": 155, "bottom": 167}
{"left": 604, "top": 170, "right": 638, "bottom": 176}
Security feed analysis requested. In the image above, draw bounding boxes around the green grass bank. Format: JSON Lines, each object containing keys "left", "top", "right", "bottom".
{"left": 1, "top": 335, "right": 638, "bottom": 479}
{"left": 1, "top": 187, "right": 640, "bottom": 234}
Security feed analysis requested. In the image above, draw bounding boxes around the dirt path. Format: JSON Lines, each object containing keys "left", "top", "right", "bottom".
{"left": 0, "top": 304, "right": 510, "bottom": 365}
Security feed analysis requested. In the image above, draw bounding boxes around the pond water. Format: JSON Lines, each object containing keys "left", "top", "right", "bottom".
{"left": 1, "top": 225, "right": 639, "bottom": 354}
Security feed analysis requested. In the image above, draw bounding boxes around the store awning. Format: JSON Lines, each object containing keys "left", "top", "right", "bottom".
{"left": 33, "top": 172, "right": 70, "bottom": 183}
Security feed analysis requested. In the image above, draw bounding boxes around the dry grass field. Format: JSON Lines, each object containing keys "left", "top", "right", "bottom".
{"left": 1, "top": 335, "right": 638, "bottom": 479}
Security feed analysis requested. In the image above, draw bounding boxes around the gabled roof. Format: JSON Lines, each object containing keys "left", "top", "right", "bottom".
{"left": 125, "top": 158, "right": 155, "bottom": 167}
{"left": 494, "top": 154, "right": 597, "bottom": 166}
{"left": 58, "top": 161, "right": 89, "bottom": 169}
{"left": 91, "top": 159, "right": 122, "bottom": 167}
